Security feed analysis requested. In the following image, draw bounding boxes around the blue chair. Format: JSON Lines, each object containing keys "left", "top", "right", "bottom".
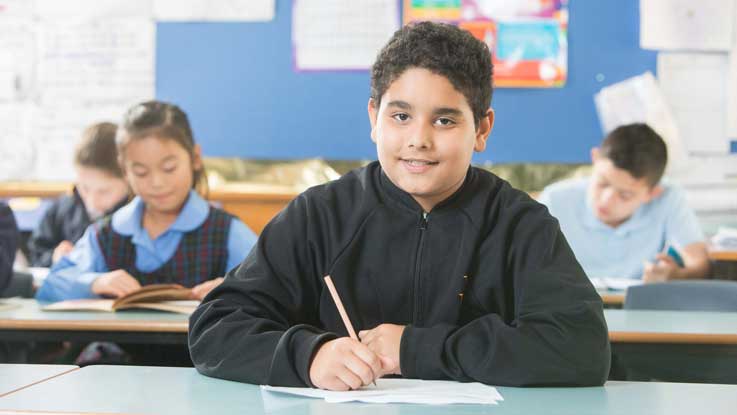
{"left": 618, "top": 280, "right": 737, "bottom": 384}
{"left": 624, "top": 280, "right": 737, "bottom": 312}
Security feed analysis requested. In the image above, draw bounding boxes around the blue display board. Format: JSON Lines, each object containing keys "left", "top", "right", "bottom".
{"left": 156, "top": 0, "right": 656, "bottom": 163}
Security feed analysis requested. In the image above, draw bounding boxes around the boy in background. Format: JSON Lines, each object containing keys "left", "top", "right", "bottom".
{"left": 539, "top": 123, "right": 709, "bottom": 283}
{"left": 28, "top": 122, "right": 129, "bottom": 267}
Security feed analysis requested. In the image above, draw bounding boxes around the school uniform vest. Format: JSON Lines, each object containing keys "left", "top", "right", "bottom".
{"left": 95, "top": 207, "right": 233, "bottom": 287}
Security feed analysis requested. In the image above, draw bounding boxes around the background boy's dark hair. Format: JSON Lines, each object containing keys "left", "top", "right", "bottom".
{"left": 117, "top": 100, "right": 207, "bottom": 195}
{"left": 600, "top": 123, "right": 668, "bottom": 187}
{"left": 75, "top": 122, "right": 123, "bottom": 178}
{"left": 370, "top": 21, "right": 493, "bottom": 128}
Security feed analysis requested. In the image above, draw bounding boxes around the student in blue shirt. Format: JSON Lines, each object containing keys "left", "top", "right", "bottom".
{"left": 37, "top": 101, "right": 257, "bottom": 302}
{"left": 538, "top": 123, "right": 709, "bottom": 282}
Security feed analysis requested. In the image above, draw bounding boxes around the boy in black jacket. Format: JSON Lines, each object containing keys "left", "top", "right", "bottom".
{"left": 28, "top": 122, "right": 129, "bottom": 266}
{"left": 0, "top": 202, "right": 18, "bottom": 294}
{"left": 190, "top": 22, "right": 610, "bottom": 390}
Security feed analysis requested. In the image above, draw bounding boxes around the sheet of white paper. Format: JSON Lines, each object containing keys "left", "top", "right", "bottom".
{"left": 590, "top": 277, "right": 644, "bottom": 291}
{"left": 36, "top": 18, "right": 155, "bottom": 106}
{"left": 153, "top": 0, "right": 275, "bottom": 21}
{"left": 0, "top": 18, "right": 35, "bottom": 101}
{"left": 657, "top": 52, "right": 729, "bottom": 154}
{"left": 640, "top": 0, "right": 734, "bottom": 51}
{"left": 0, "top": 0, "right": 34, "bottom": 17}
{"left": 0, "top": 103, "right": 34, "bottom": 180}
{"left": 727, "top": 4, "right": 737, "bottom": 140}
{"left": 34, "top": 0, "right": 152, "bottom": 19}
{"left": 262, "top": 378, "right": 503, "bottom": 405}
{"left": 29, "top": 103, "right": 130, "bottom": 181}
{"left": 682, "top": 183, "right": 737, "bottom": 213}
{"left": 594, "top": 71, "right": 688, "bottom": 173}
{"left": 293, "top": 0, "right": 399, "bottom": 70}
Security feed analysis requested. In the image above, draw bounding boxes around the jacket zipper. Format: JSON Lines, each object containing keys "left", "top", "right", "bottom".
{"left": 412, "top": 212, "right": 428, "bottom": 324}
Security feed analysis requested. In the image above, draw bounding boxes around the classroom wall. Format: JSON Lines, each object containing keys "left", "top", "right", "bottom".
{"left": 157, "top": 0, "right": 657, "bottom": 163}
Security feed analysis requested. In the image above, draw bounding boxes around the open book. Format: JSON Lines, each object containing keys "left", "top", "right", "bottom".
{"left": 42, "top": 284, "right": 198, "bottom": 314}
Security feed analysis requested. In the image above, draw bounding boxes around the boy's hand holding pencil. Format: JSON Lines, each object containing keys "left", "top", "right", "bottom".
{"left": 309, "top": 276, "right": 398, "bottom": 391}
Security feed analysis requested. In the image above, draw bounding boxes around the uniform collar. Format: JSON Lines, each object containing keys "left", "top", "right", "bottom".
{"left": 111, "top": 190, "right": 209, "bottom": 236}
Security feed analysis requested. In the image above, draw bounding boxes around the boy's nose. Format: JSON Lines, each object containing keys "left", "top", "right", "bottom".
{"left": 407, "top": 123, "right": 432, "bottom": 149}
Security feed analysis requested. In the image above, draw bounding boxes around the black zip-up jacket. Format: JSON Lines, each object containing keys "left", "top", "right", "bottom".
{"left": 190, "top": 162, "right": 611, "bottom": 387}
{"left": 27, "top": 188, "right": 127, "bottom": 267}
{"left": 0, "top": 202, "right": 19, "bottom": 294}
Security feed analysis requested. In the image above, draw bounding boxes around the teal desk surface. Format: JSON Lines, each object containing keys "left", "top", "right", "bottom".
{"left": 0, "top": 366, "right": 736, "bottom": 415}
{"left": 4, "top": 300, "right": 737, "bottom": 344}
{"left": 605, "top": 309, "right": 737, "bottom": 344}
{"left": 0, "top": 364, "right": 77, "bottom": 397}
{"left": 0, "top": 298, "right": 188, "bottom": 332}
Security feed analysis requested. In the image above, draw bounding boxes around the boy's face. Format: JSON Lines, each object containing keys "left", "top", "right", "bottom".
{"left": 75, "top": 166, "right": 129, "bottom": 220}
{"left": 121, "top": 136, "right": 202, "bottom": 216}
{"left": 368, "top": 68, "right": 493, "bottom": 212}
{"left": 587, "top": 148, "right": 662, "bottom": 228}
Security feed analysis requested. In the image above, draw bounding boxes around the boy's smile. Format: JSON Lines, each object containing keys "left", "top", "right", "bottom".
{"left": 368, "top": 68, "right": 493, "bottom": 212}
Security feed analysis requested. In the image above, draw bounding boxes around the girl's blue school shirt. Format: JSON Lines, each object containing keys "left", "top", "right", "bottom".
{"left": 36, "top": 190, "right": 257, "bottom": 302}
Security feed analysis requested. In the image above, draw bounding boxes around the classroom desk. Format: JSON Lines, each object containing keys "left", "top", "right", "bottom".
{"left": 605, "top": 309, "right": 737, "bottom": 344}
{"left": 606, "top": 309, "right": 737, "bottom": 383}
{"left": 0, "top": 299, "right": 188, "bottom": 344}
{"left": 0, "top": 365, "right": 735, "bottom": 415}
{"left": 597, "top": 290, "right": 625, "bottom": 308}
{"left": 3, "top": 301, "right": 737, "bottom": 347}
{"left": 0, "top": 182, "right": 298, "bottom": 235}
{"left": 0, "top": 364, "right": 77, "bottom": 398}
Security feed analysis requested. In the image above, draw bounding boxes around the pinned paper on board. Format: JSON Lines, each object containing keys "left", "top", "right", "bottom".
{"left": 640, "top": 0, "right": 735, "bottom": 52}
{"left": 727, "top": 2, "right": 737, "bottom": 141}
{"left": 0, "top": 19, "right": 34, "bottom": 101}
{"left": 292, "top": 0, "right": 399, "bottom": 71}
{"left": 657, "top": 52, "right": 730, "bottom": 155}
{"left": 34, "top": 0, "right": 152, "bottom": 19}
{"left": 36, "top": 18, "right": 155, "bottom": 105}
{"left": 404, "top": 0, "right": 568, "bottom": 87}
{"left": 153, "top": 0, "right": 275, "bottom": 22}
{"left": 594, "top": 72, "right": 688, "bottom": 173}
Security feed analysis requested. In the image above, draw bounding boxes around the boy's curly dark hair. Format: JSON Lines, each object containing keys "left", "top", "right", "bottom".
{"left": 370, "top": 21, "right": 493, "bottom": 128}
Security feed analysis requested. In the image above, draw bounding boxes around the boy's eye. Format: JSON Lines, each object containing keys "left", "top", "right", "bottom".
{"left": 163, "top": 164, "right": 177, "bottom": 173}
{"left": 132, "top": 169, "right": 148, "bottom": 177}
{"left": 435, "top": 117, "right": 455, "bottom": 126}
{"left": 392, "top": 113, "right": 410, "bottom": 122}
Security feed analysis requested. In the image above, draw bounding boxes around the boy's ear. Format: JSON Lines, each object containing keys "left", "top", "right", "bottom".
{"left": 646, "top": 184, "right": 664, "bottom": 201}
{"left": 192, "top": 144, "right": 203, "bottom": 170}
{"left": 590, "top": 147, "right": 600, "bottom": 163}
{"left": 473, "top": 109, "right": 494, "bottom": 152}
{"left": 367, "top": 98, "right": 378, "bottom": 143}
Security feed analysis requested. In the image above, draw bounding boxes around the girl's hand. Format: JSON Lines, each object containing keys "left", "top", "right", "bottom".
{"left": 191, "top": 277, "right": 224, "bottom": 300}
{"left": 52, "top": 240, "right": 74, "bottom": 263}
{"left": 91, "top": 270, "right": 141, "bottom": 298}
